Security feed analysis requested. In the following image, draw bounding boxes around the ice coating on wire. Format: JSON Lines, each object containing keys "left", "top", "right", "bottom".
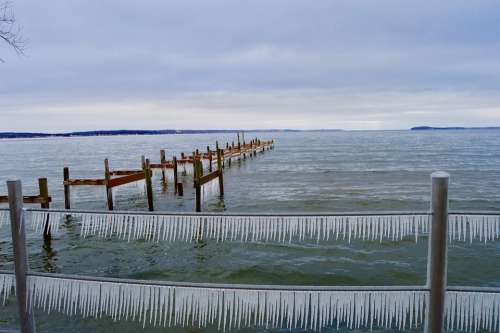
{"left": 20, "top": 211, "right": 500, "bottom": 243}
{"left": 0, "top": 273, "right": 15, "bottom": 305}
{"left": 445, "top": 291, "right": 500, "bottom": 332}
{"left": 29, "top": 212, "right": 429, "bottom": 243}
{"left": 448, "top": 214, "right": 500, "bottom": 243}
{"left": 26, "top": 274, "right": 427, "bottom": 331}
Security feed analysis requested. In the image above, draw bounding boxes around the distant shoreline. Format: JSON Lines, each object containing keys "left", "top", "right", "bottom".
{"left": 0, "top": 129, "right": 343, "bottom": 139}
{"left": 1, "top": 127, "right": 498, "bottom": 139}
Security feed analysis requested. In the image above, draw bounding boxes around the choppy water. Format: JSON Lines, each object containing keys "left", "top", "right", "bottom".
{"left": 0, "top": 130, "right": 499, "bottom": 332}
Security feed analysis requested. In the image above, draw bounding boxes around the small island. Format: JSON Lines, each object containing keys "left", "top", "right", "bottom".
{"left": 411, "top": 126, "right": 500, "bottom": 131}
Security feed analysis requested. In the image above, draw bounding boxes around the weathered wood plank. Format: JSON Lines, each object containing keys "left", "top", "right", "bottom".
{"left": 149, "top": 162, "right": 175, "bottom": 169}
{"left": 199, "top": 170, "right": 221, "bottom": 186}
{"left": 64, "top": 179, "right": 107, "bottom": 186}
{"left": 109, "top": 170, "right": 142, "bottom": 176}
{"left": 0, "top": 195, "right": 52, "bottom": 204}
{"left": 108, "top": 172, "right": 145, "bottom": 188}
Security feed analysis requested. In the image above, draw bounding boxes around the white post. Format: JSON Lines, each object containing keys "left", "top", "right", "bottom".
{"left": 7, "top": 180, "right": 36, "bottom": 333}
{"left": 425, "top": 172, "right": 449, "bottom": 333}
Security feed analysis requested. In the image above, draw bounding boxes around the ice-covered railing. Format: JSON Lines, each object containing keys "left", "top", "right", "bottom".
{"left": 6, "top": 208, "right": 432, "bottom": 243}
{"left": 1, "top": 271, "right": 429, "bottom": 331}
{"left": 0, "top": 209, "right": 8, "bottom": 229}
{"left": 445, "top": 287, "right": 500, "bottom": 332}
{"left": 449, "top": 212, "right": 500, "bottom": 243}
{"left": 1, "top": 271, "right": 499, "bottom": 332}
{"left": 1, "top": 208, "right": 498, "bottom": 243}
{"left": 0, "top": 273, "right": 15, "bottom": 305}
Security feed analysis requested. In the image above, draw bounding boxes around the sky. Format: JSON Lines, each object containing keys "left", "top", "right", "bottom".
{"left": 1, "top": 0, "right": 500, "bottom": 131}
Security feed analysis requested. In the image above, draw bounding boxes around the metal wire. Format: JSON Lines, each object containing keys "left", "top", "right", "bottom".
{"left": 0, "top": 270, "right": 428, "bottom": 292}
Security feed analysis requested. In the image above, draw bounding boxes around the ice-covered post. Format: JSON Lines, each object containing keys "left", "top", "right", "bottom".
{"left": 7, "top": 180, "right": 36, "bottom": 333}
{"left": 426, "top": 171, "right": 449, "bottom": 333}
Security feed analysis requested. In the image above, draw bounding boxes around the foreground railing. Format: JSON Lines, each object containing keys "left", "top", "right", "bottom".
{"left": 0, "top": 172, "right": 499, "bottom": 332}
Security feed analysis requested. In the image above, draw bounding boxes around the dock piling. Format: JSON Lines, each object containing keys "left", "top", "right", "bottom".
{"left": 160, "top": 149, "right": 167, "bottom": 185}
{"left": 144, "top": 159, "right": 154, "bottom": 211}
{"left": 217, "top": 149, "right": 224, "bottom": 196}
{"left": 38, "top": 177, "right": 51, "bottom": 240}
{"left": 63, "top": 167, "right": 70, "bottom": 209}
{"left": 104, "top": 159, "right": 114, "bottom": 210}
{"left": 7, "top": 180, "right": 36, "bottom": 333}
{"left": 173, "top": 156, "right": 178, "bottom": 193}
{"left": 426, "top": 171, "right": 449, "bottom": 333}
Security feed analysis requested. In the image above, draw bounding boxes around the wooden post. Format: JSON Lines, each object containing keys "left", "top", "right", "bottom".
{"left": 160, "top": 149, "right": 167, "bottom": 185}
{"left": 207, "top": 146, "right": 213, "bottom": 172}
{"left": 173, "top": 156, "right": 178, "bottom": 194}
{"left": 426, "top": 171, "right": 449, "bottom": 333}
{"left": 144, "top": 159, "right": 154, "bottom": 211}
{"left": 177, "top": 182, "right": 184, "bottom": 196}
{"left": 38, "top": 178, "right": 51, "bottom": 240}
{"left": 104, "top": 158, "right": 114, "bottom": 210}
{"left": 216, "top": 141, "right": 223, "bottom": 169}
{"left": 141, "top": 155, "right": 146, "bottom": 169}
{"left": 63, "top": 167, "right": 70, "bottom": 209}
{"left": 217, "top": 149, "right": 224, "bottom": 196}
{"left": 194, "top": 160, "right": 201, "bottom": 212}
{"left": 7, "top": 180, "right": 36, "bottom": 333}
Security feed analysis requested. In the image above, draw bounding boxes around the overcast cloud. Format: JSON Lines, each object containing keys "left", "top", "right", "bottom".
{"left": 1, "top": 0, "right": 500, "bottom": 131}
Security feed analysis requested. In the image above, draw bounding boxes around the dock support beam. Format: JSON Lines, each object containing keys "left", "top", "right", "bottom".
{"left": 7, "top": 180, "right": 36, "bottom": 333}
{"left": 425, "top": 171, "right": 449, "bottom": 333}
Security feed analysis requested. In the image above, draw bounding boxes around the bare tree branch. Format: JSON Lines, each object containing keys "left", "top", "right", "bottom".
{"left": 0, "top": 1, "right": 25, "bottom": 62}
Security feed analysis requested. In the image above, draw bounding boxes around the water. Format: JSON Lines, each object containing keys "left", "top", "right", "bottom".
{"left": 0, "top": 130, "right": 499, "bottom": 332}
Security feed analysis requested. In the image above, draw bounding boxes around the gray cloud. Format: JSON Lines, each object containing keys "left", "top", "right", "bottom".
{"left": 1, "top": 0, "right": 500, "bottom": 130}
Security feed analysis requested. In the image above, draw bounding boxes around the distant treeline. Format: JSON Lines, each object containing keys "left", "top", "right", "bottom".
{"left": 411, "top": 126, "right": 500, "bottom": 131}
{"left": 0, "top": 129, "right": 313, "bottom": 139}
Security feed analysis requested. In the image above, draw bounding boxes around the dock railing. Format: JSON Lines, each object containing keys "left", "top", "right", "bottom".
{"left": 0, "top": 172, "right": 499, "bottom": 332}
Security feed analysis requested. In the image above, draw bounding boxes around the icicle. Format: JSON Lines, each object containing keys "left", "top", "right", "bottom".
{"left": 445, "top": 291, "right": 500, "bottom": 333}
{"left": 449, "top": 215, "right": 500, "bottom": 243}
{"left": 25, "top": 211, "right": 439, "bottom": 244}
{"left": 0, "top": 273, "right": 15, "bottom": 305}
{"left": 0, "top": 210, "right": 9, "bottom": 229}
{"left": 200, "top": 178, "right": 220, "bottom": 204}
{"left": 24, "top": 274, "right": 432, "bottom": 331}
